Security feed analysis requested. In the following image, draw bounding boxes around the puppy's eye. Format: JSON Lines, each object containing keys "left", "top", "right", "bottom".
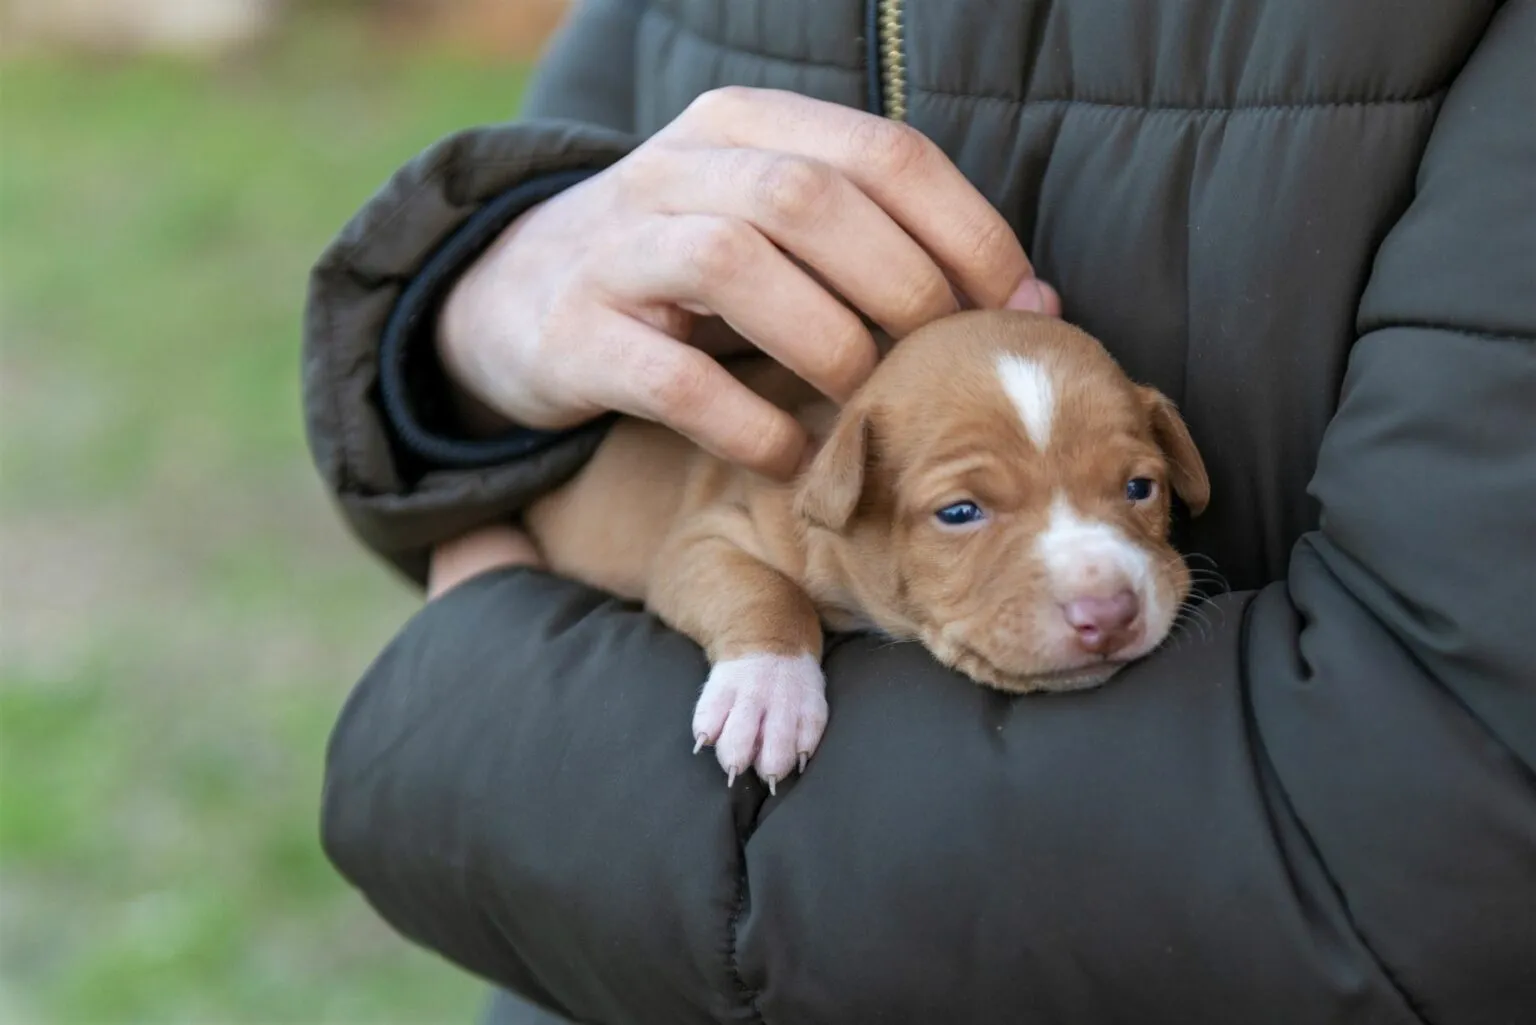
{"left": 1126, "top": 478, "right": 1156, "bottom": 502}
{"left": 935, "top": 501, "right": 986, "bottom": 527}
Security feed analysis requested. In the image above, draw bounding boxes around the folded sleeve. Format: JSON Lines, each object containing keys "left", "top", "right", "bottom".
{"left": 320, "top": 6, "right": 1536, "bottom": 1023}
{"left": 302, "top": 0, "right": 648, "bottom": 586}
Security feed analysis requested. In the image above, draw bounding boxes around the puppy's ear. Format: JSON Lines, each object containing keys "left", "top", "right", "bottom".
{"left": 1139, "top": 387, "right": 1210, "bottom": 516}
{"left": 794, "top": 408, "right": 871, "bottom": 531}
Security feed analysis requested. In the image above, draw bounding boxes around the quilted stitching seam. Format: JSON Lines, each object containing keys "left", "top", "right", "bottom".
{"left": 911, "top": 88, "right": 1448, "bottom": 114}
{"left": 645, "top": 3, "right": 865, "bottom": 72}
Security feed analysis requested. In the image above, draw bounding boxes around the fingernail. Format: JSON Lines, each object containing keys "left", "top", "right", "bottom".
{"left": 1005, "top": 278, "right": 1047, "bottom": 312}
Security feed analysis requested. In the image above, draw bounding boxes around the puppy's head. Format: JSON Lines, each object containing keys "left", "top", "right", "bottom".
{"left": 795, "top": 310, "right": 1209, "bottom": 693}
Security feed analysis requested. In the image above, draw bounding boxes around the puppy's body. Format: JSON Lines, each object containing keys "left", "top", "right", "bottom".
{"left": 525, "top": 311, "right": 1209, "bottom": 789}
{"left": 528, "top": 358, "right": 822, "bottom": 617}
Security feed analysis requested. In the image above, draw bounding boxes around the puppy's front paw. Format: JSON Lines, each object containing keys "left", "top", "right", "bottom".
{"left": 692, "top": 653, "right": 827, "bottom": 793}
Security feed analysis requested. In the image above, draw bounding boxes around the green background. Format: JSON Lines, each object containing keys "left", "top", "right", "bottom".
{"left": 1, "top": 16, "right": 526, "bottom": 1023}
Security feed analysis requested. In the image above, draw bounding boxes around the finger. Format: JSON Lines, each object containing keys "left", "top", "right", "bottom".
{"left": 597, "top": 215, "right": 878, "bottom": 403}
{"left": 627, "top": 146, "right": 957, "bottom": 339}
{"left": 572, "top": 310, "right": 809, "bottom": 479}
{"left": 668, "top": 87, "right": 1035, "bottom": 309}
{"left": 1004, "top": 278, "right": 1063, "bottom": 316}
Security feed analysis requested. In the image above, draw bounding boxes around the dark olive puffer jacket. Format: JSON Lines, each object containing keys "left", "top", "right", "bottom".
{"left": 304, "top": 2, "right": 1536, "bottom": 1023}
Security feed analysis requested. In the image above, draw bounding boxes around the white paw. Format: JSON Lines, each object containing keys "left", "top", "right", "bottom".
{"left": 692, "top": 653, "right": 828, "bottom": 793}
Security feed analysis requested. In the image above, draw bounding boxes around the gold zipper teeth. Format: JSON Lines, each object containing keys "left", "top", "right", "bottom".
{"left": 878, "top": 0, "right": 907, "bottom": 121}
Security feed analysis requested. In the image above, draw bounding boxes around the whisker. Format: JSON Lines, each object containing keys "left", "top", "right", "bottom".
{"left": 1170, "top": 551, "right": 1231, "bottom": 593}
{"left": 1191, "top": 592, "right": 1229, "bottom": 625}
{"left": 1177, "top": 615, "right": 1209, "bottom": 645}
{"left": 1184, "top": 571, "right": 1232, "bottom": 596}
{"left": 1164, "top": 607, "right": 1210, "bottom": 650}
{"left": 1156, "top": 553, "right": 1228, "bottom": 582}
{"left": 1165, "top": 618, "right": 1197, "bottom": 650}
{"left": 1174, "top": 599, "right": 1215, "bottom": 643}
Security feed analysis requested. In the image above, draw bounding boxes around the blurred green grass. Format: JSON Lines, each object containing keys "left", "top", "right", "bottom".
{"left": 1, "top": 18, "right": 528, "bottom": 1023}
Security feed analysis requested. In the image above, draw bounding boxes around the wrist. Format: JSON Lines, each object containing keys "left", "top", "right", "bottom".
{"left": 427, "top": 522, "right": 545, "bottom": 600}
{"left": 435, "top": 205, "right": 545, "bottom": 438}
{"left": 433, "top": 313, "right": 516, "bottom": 439}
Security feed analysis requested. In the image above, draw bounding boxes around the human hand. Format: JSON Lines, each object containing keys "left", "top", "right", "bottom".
{"left": 439, "top": 87, "right": 1060, "bottom": 480}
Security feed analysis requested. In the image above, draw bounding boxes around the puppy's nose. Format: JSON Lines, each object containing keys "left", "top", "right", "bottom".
{"left": 1063, "top": 591, "right": 1139, "bottom": 654}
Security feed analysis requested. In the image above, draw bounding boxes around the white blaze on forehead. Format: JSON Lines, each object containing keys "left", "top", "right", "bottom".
{"left": 996, "top": 353, "right": 1056, "bottom": 451}
{"left": 1034, "top": 493, "right": 1157, "bottom": 618}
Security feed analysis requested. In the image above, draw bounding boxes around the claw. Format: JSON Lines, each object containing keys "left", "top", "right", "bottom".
{"left": 798, "top": 752, "right": 808, "bottom": 775}
{"left": 765, "top": 775, "right": 778, "bottom": 796}
{"left": 726, "top": 767, "right": 737, "bottom": 788}
{"left": 693, "top": 733, "right": 707, "bottom": 754}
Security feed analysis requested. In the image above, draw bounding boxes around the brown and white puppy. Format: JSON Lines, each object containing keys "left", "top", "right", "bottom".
{"left": 525, "top": 310, "right": 1209, "bottom": 790}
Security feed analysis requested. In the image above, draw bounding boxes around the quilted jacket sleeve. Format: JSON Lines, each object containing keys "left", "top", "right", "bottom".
{"left": 320, "top": 6, "right": 1536, "bottom": 1024}
{"left": 301, "top": 0, "right": 646, "bottom": 586}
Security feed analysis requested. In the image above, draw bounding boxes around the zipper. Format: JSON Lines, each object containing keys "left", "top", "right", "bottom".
{"left": 871, "top": 0, "right": 907, "bottom": 120}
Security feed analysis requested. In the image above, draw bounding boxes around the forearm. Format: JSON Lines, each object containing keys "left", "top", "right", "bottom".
{"left": 322, "top": 569, "right": 740, "bottom": 1024}
{"left": 323, "top": 569, "right": 1536, "bottom": 1024}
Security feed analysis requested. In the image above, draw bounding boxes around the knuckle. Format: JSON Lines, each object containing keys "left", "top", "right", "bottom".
{"left": 636, "top": 347, "right": 713, "bottom": 417}
{"left": 889, "top": 270, "right": 956, "bottom": 333}
{"left": 957, "top": 215, "right": 1018, "bottom": 271}
{"left": 612, "top": 146, "right": 664, "bottom": 200}
{"left": 752, "top": 155, "right": 836, "bottom": 225}
{"left": 682, "top": 85, "right": 755, "bottom": 127}
{"left": 678, "top": 218, "right": 755, "bottom": 290}
{"left": 807, "top": 322, "right": 876, "bottom": 396}
{"left": 855, "top": 118, "right": 930, "bottom": 180}
{"left": 736, "top": 412, "right": 799, "bottom": 471}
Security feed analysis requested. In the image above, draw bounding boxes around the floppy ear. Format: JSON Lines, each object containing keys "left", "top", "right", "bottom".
{"left": 1139, "top": 387, "right": 1210, "bottom": 516}
{"left": 794, "top": 409, "right": 871, "bottom": 531}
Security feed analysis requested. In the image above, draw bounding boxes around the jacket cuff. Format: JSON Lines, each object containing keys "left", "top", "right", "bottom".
{"left": 378, "top": 168, "right": 605, "bottom": 471}
{"left": 302, "top": 118, "right": 636, "bottom": 585}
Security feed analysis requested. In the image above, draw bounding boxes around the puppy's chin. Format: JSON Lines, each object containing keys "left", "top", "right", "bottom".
{"left": 927, "top": 632, "right": 1128, "bottom": 695}
{"left": 999, "top": 662, "right": 1126, "bottom": 694}
{"left": 965, "top": 657, "right": 1125, "bottom": 695}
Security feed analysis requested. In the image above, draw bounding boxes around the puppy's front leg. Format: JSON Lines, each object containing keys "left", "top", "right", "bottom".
{"left": 648, "top": 526, "right": 827, "bottom": 793}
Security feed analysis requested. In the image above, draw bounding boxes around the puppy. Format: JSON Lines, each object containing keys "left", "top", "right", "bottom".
{"left": 525, "top": 310, "right": 1210, "bottom": 790}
